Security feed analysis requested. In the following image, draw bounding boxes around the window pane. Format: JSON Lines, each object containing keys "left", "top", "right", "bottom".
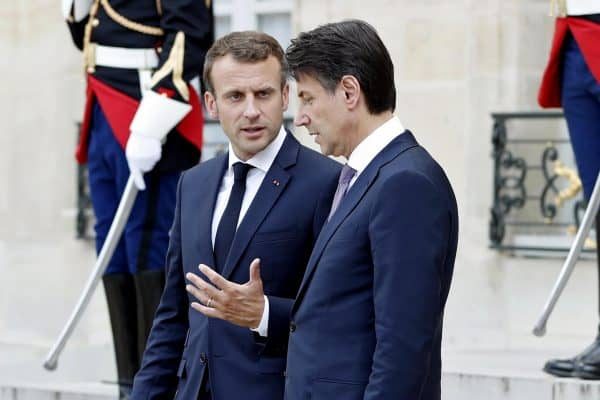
{"left": 215, "top": 15, "right": 231, "bottom": 39}
{"left": 201, "top": 121, "right": 229, "bottom": 161}
{"left": 257, "top": 13, "right": 291, "bottom": 48}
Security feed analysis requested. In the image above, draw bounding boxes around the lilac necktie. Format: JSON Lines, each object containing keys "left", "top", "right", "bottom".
{"left": 327, "top": 164, "right": 357, "bottom": 221}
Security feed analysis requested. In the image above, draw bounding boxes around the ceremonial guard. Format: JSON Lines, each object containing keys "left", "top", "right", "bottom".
{"left": 62, "top": 0, "right": 213, "bottom": 396}
{"left": 539, "top": 0, "right": 600, "bottom": 379}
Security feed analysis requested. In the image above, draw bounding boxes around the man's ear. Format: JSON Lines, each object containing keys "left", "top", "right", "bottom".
{"left": 340, "top": 75, "right": 360, "bottom": 110}
{"left": 282, "top": 83, "right": 290, "bottom": 112}
{"left": 204, "top": 91, "right": 219, "bottom": 119}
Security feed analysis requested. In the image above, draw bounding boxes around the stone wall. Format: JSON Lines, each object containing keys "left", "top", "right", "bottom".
{"left": 0, "top": 0, "right": 589, "bottom": 363}
{"left": 0, "top": 1, "right": 109, "bottom": 351}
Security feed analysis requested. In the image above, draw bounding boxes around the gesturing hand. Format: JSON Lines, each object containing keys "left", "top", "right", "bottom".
{"left": 185, "top": 258, "right": 265, "bottom": 329}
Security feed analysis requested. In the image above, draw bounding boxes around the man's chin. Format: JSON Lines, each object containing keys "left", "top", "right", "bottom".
{"left": 317, "top": 143, "right": 331, "bottom": 156}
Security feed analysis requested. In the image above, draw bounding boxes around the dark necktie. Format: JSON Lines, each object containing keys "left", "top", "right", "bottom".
{"left": 327, "top": 164, "right": 357, "bottom": 221}
{"left": 214, "top": 162, "right": 253, "bottom": 272}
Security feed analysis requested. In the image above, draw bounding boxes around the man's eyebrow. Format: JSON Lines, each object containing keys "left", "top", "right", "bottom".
{"left": 222, "top": 89, "right": 241, "bottom": 97}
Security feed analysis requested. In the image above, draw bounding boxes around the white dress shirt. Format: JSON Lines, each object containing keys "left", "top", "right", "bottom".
{"left": 211, "top": 126, "right": 287, "bottom": 337}
{"left": 347, "top": 116, "right": 405, "bottom": 189}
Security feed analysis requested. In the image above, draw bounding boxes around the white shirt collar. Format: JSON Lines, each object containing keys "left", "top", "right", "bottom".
{"left": 347, "top": 116, "right": 405, "bottom": 177}
{"left": 227, "top": 126, "right": 287, "bottom": 172}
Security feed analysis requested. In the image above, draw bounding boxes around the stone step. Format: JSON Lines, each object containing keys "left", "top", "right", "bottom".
{"left": 444, "top": 372, "right": 600, "bottom": 400}
{"left": 0, "top": 382, "right": 114, "bottom": 400}
{"left": 2, "top": 371, "right": 600, "bottom": 400}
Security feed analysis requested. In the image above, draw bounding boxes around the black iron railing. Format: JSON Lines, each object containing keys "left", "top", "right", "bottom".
{"left": 490, "top": 111, "right": 593, "bottom": 254}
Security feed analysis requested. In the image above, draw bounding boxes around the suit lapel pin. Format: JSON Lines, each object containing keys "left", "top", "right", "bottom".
{"left": 272, "top": 179, "right": 280, "bottom": 186}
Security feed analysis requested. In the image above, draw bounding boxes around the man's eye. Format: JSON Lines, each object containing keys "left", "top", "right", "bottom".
{"left": 303, "top": 98, "right": 313, "bottom": 106}
{"left": 229, "top": 93, "right": 242, "bottom": 101}
{"left": 257, "top": 91, "right": 270, "bottom": 98}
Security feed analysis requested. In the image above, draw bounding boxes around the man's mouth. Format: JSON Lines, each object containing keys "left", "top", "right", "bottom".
{"left": 241, "top": 126, "right": 265, "bottom": 135}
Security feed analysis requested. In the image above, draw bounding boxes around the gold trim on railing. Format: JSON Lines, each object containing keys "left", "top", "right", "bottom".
{"left": 553, "top": 161, "right": 582, "bottom": 208}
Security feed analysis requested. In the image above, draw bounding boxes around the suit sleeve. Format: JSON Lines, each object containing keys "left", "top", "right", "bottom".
{"left": 151, "top": 0, "right": 214, "bottom": 101}
{"left": 363, "top": 171, "right": 450, "bottom": 399}
{"left": 131, "top": 173, "right": 189, "bottom": 399}
{"left": 255, "top": 295, "right": 293, "bottom": 355}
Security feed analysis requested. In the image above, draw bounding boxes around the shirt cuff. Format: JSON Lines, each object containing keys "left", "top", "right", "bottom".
{"left": 250, "top": 295, "right": 269, "bottom": 337}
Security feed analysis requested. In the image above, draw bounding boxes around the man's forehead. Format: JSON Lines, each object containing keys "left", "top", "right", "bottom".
{"left": 214, "top": 54, "right": 281, "bottom": 73}
{"left": 212, "top": 56, "right": 282, "bottom": 93}
{"left": 296, "top": 74, "right": 325, "bottom": 96}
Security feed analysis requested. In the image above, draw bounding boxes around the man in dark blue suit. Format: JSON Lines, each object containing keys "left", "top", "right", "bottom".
{"left": 282, "top": 20, "right": 459, "bottom": 400}
{"left": 130, "top": 31, "right": 340, "bottom": 400}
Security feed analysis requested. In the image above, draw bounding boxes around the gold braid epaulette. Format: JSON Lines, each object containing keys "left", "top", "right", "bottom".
{"left": 150, "top": 31, "right": 189, "bottom": 101}
{"left": 101, "top": 0, "right": 164, "bottom": 36}
{"left": 83, "top": 0, "right": 101, "bottom": 73}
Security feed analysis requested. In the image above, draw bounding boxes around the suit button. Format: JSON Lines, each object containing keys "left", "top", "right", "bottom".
{"left": 92, "top": 18, "right": 100, "bottom": 27}
{"left": 200, "top": 353, "right": 207, "bottom": 364}
{"left": 289, "top": 321, "right": 296, "bottom": 333}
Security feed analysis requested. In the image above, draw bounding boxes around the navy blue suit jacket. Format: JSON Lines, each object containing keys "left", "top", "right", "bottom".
{"left": 131, "top": 133, "right": 340, "bottom": 400}
{"left": 285, "top": 131, "right": 458, "bottom": 400}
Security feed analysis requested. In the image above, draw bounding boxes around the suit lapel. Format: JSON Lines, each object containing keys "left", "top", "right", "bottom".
{"left": 220, "top": 134, "right": 299, "bottom": 280}
{"left": 189, "top": 155, "right": 228, "bottom": 270}
{"left": 293, "top": 131, "right": 419, "bottom": 312}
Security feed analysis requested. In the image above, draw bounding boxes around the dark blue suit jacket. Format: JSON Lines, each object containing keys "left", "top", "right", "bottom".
{"left": 131, "top": 133, "right": 340, "bottom": 400}
{"left": 285, "top": 131, "right": 458, "bottom": 400}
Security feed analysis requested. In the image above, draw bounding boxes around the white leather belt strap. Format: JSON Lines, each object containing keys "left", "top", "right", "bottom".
{"left": 94, "top": 45, "right": 159, "bottom": 69}
{"left": 566, "top": 0, "right": 600, "bottom": 15}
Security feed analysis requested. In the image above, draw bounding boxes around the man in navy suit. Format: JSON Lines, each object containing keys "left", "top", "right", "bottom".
{"left": 130, "top": 31, "right": 340, "bottom": 400}
{"left": 282, "top": 20, "right": 458, "bottom": 399}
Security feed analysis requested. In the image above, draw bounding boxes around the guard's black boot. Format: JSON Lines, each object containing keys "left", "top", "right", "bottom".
{"left": 575, "top": 337, "right": 600, "bottom": 379}
{"left": 544, "top": 330, "right": 600, "bottom": 378}
{"left": 133, "top": 269, "right": 166, "bottom": 361}
{"left": 103, "top": 273, "right": 139, "bottom": 399}
{"left": 573, "top": 215, "right": 600, "bottom": 380}
{"left": 544, "top": 335, "right": 600, "bottom": 378}
{"left": 544, "top": 357, "right": 575, "bottom": 378}
{"left": 544, "top": 356, "right": 580, "bottom": 378}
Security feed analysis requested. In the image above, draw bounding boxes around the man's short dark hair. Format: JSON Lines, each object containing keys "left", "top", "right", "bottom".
{"left": 203, "top": 31, "right": 288, "bottom": 94}
{"left": 286, "top": 19, "right": 396, "bottom": 114}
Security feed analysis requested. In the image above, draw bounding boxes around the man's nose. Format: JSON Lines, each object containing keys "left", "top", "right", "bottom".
{"left": 243, "top": 99, "right": 260, "bottom": 119}
{"left": 294, "top": 113, "right": 309, "bottom": 127}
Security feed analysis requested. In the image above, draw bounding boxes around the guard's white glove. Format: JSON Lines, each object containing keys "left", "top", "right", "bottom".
{"left": 126, "top": 134, "right": 162, "bottom": 190}
{"left": 126, "top": 91, "right": 192, "bottom": 190}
